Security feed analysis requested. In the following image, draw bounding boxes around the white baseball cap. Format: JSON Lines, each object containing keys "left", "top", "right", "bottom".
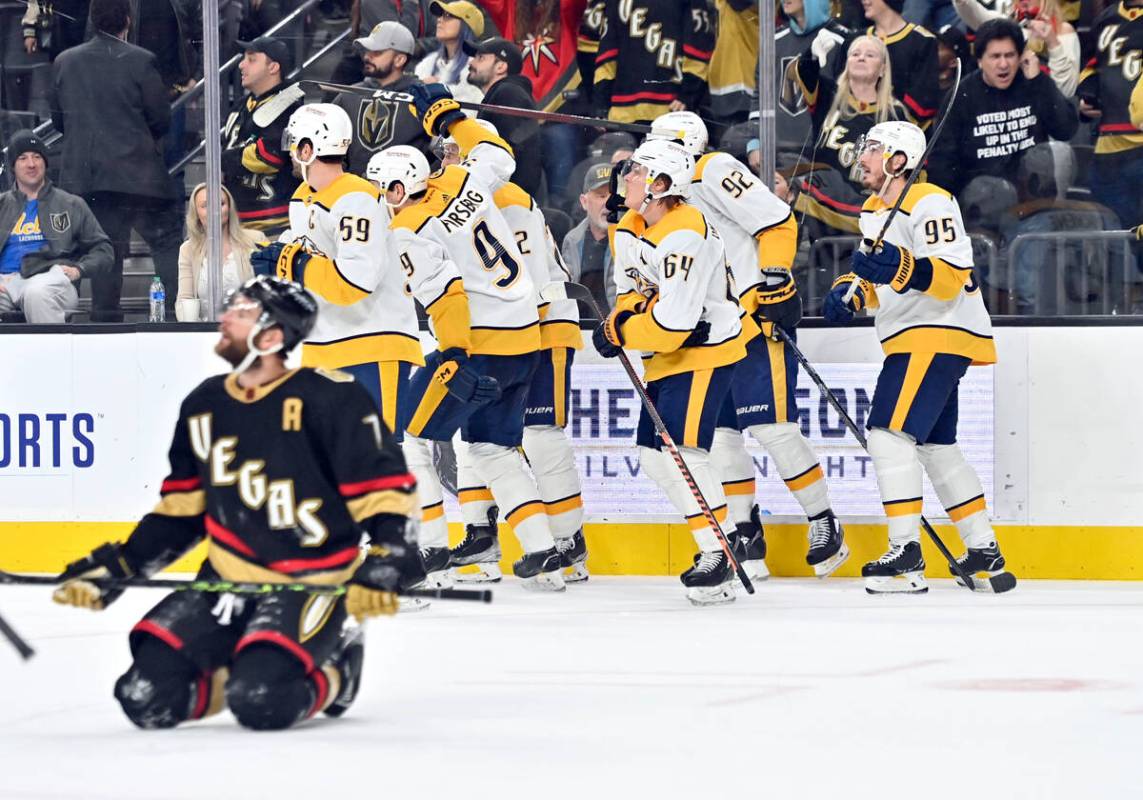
{"left": 354, "top": 21, "right": 416, "bottom": 55}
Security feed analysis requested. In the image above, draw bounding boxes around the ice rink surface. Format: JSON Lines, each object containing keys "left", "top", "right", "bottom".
{"left": 2, "top": 576, "right": 1142, "bottom": 800}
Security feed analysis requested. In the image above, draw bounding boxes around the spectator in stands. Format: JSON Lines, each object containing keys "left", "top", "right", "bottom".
{"left": 241, "top": 0, "right": 289, "bottom": 38}
{"left": 928, "top": 19, "right": 1078, "bottom": 194}
{"left": 1077, "top": 1, "right": 1143, "bottom": 234}
{"left": 21, "top": 2, "right": 90, "bottom": 59}
{"left": 0, "top": 130, "right": 113, "bottom": 323}
{"left": 562, "top": 130, "right": 636, "bottom": 214}
{"left": 177, "top": 183, "right": 263, "bottom": 310}
{"left": 4, "top": 1, "right": 51, "bottom": 119}
{"left": 575, "top": 0, "right": 605, "bottom": 112}
{"left": 784, "top": 34, "right": 906, "bottom": 234}
{"left": 776, "top": 0, "right": 850, "bottom": 159}
{"left": 221, "top": 36, "right": 303, "bottom": 237}
{"left": 952, "top": 0, "right": 1080, "bottom": 97}
{"left": 355, "top": 0, "right": 430, "bottom": 38}
{"left": 935, "top": 24, "right": 970, "bottom": 94}
{"left": 465, "top": 36, "right": 543, "bottom": 196}
{"left": 709, "top": 0, "right": 760, "bottom": 127}
{"left": 415, "top": 1, "right": 485, "bottom": 106}
{"left": 560, "top": 162, "right": 613, "bottom": 317}
{"left": 335, "top": 22, "right": 431, "bottom": 175}
{"left": 52, "top": 0, "right": 183, "bottom": 322}
{"left": 593, "top": 0, "right": 714, "bottom": 124}
{"left": 901, "top": 0, "right": 957, "bottom": 33}
{"left": 860, "top": 0, "right": 940, "bottom": 129}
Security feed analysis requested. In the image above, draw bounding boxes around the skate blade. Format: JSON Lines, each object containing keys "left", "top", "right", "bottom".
{"left": 451, "top": 564, "right": 503, "bottom": 583}
{"left": 961, "top": 570, "right": 1017, "bottom": 594}
{"left": 563, "top": 563, "right": 589, "bottom": 583}
{"left": 864, "top": 572, "right": 928, "bottom": 594}
{"left": 415, "top": 570, "right": 454, "bottom": 591}
{"left": 687, "top": 583, "right": 736, "bottom": 606}
{"left": 812, "top": 543, "right": 849, "bottom": 578}
{"left": 398, "top": 597, "right": 432, "bottom": 613}
{"left": 521, "top": 571, "right": 566, "bottom": 592}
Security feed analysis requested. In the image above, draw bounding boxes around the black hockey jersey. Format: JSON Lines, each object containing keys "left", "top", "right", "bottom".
{"left": 121, "top": 368, "right": 417, "bottom": 586}
{"left": 331, "top": 74, "right": 432, "bottom": 177}
{"left": 593, "top": 0, "right": 715, "bottom": 123}
{"left": 221, "top": 82, "right": 304, "bottom": 235}
{"left": 1077, "top": 3, "right": 1143, "bottom": 158}
{"left": 863, "top": 23, "right": 939, "bottom": 128}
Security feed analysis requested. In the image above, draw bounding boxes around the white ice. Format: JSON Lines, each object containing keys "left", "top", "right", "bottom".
{"left": 1, "top": 577, "right": 1142, "bottom": 800}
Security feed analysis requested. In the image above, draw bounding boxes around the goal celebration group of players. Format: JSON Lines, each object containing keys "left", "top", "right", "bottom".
{"left": 45, "top": 81, "right": 1013, "bottom": 731}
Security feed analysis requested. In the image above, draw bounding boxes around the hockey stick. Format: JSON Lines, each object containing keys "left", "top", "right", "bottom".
{"left": 772, "top": 327, "right": 1016, "bottom": 594}
{"left": 0, "top": 608, "right": 34, "bottom": 660}
{"left": 0, "top": 570, "right": 493, "bottom": 603}
{"left": 293, "top": 80, "right": 654, "bottom": 136}
{"left": 541, "top": 281, "right": 754, "bottom": 594}
{"left": 843, "top": 60, "right": 963, "bottom": 304}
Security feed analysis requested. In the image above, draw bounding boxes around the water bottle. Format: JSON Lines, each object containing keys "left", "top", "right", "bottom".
{"left": 148, "top": 276, "right": 166, "bottom": 323}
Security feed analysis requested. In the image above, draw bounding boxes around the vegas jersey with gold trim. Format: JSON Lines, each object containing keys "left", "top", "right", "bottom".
{"left": 286, "top": 173, "right": 422, "bottom": 369}
{"left": 857, "top": 184, "right": 996, "bottom": 364}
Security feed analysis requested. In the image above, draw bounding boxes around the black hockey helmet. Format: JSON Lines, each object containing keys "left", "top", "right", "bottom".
{"left": 230, "top": 275, "right": 318, "bottom": 353}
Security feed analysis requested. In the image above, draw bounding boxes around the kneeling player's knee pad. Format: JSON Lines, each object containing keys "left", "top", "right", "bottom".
{"left": 226, "top": 644, "right": 312, "bottom": 731}
{"left": 114, "top": 637, "right": 197, "bottom": 730}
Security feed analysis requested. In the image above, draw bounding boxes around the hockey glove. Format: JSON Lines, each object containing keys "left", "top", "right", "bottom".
{"left": 823, "top": 275, "right": 872, "bottom": 324}
{"left": 753, "top": 267, "right": 802, "bottom": 340}
{"left": 53, "top": 542, "right": 134, "bottom": 610}
{"left": 433, "top": 348, "right": 501, "bottom": 404}
{"left": 346, "top": 545, "right": 403, "bottom": 621}
{"left": 250, "top": 242, "right": 312, "bottom": 284}
{"left": 409, "top": 83, "right": 466, "bottom": 137}
{"left": 593, "top": 308, "right": 633, "bottom": 358}
{"left": 605, "top": 160, "right": 628, "bottom": 224}
{"left": 851, "top": 239, "right": 917, "bottom": 292}
{"left": 680, "top": 319, "right": 710, "bottom": 347}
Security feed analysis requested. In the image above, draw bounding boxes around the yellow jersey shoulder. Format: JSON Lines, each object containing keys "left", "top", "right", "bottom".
{"left": 693, "top": 151, "right": 720, "bottom": 182}
{"left": 493, "top": 182, "right": 534, "bottom": 211}
{"left": 862, "top": 183, "right": 951, "bottom": 215}
{"left": 308, "top": 172, "right": 380, "bottom": 209}
{"left": 643, "top": 202, "right": 707, "bottom": 246}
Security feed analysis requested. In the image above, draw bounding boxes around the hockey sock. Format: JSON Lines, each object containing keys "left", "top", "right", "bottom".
{"left": 918, "top": 442, "right": 995, "bottom": 549}
{"left": 639, "top": 445, "right": 729, "bottom": 552}
{"left": 454, "top": 439, "right": 497, "bottom": 528}
{"left": 402, "top": 435, "right": 448, "bottom": 549}
{"left": 466, "top": 441, "right": 555, "bottom": 553}
{"left": 522, "top": 424, "right": 584, "bottom": 539}
{"left": 867, "top": 428, "right": 923, "bottom": 547}
{"left": 748, "top": 422, "right": 832, "bottom": 518}
{"left": 710, "top": 427, "right": 756, "bottom": 526}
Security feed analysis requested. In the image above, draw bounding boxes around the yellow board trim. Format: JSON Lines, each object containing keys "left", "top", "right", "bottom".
{"left": 8, "top": 522, "right": 1143, "bottom": 580}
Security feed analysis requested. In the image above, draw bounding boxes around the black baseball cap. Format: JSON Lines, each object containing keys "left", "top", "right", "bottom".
{"left": 462, "top": 36, "right": 523, "bottom": 75}
{"left": 237, "top": 36, "right": 293, "bottom": 73}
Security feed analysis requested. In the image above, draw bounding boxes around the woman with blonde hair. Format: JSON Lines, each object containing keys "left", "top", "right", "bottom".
{"left": 782, "top": 34, "right": 908, "bottom": 233}
{"left": 177, "top": 183, "right": 265, "bottom": 311}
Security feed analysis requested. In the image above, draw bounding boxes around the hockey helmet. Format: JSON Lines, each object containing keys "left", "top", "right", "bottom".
{"left": 1016, "top": 141, "right": 1075, "bottom": 201}
{"left": 647, "top": 111, "right": 709, "bottom": 158}
{"left": 282, "top": 103, "right": 353, "bottom": 165}
{"left": 861, "top": 120, "right": 926, "bottom": 175}
{"left": 623, "top": 139, "right": 695, "bottom": 208}
{"left": 224, "top": 275, "right": 318, "bottom": 372}
{"left": 959, "top": 175, "right": 1018, "bottom": 232}
{"left": 367, "top": 145, "right": 431, "bottom": 208}
{"left": 433, "top": 118, "right": 499, "bottom": 163}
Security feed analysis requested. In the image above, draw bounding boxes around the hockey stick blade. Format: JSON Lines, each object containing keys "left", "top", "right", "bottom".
{"left": 253, "top": 82, "right": 307, "bottom": 127}
{"left": 966, "top": 571, "right": 1018, "bottom": 594}
{"left": 0, "top": 610, "right": 34, "bottom": 660}
{"left": 538, "top": 280, "right": 574, "bottom": 305}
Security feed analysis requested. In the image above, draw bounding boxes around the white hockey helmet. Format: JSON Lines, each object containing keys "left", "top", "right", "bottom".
{"left": 367, "top": 146, "right": 431, "bottom": 217}
{"left": 283, "top": 103, "right": 353, "bottom": 164}
{"left": 646, "top": 111, "right": 708, "bottom": 158}
{"left": 435, "top": 118, "right": 499, "bottom": 161}
{"left": 862, "top": 120, "right": 926, "bottom": 175}
{"left": 623, "top": 138, "right": 695, "bottom": 209}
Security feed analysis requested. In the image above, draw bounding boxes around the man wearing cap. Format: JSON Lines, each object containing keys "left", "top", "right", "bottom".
{"left": 333, "top": 21, "right": 432, "bottom": 176}
{"left": 465, "top": 36, "right": 542, "bottom": 196}
{"left": 560, "top": 162, "right": 614, "bottom": 315}
{"left": 221, "top": 36, "right": 304, "bottom": 237}
{"left": 0, "top": 130, "right": 113, "bottom": 323}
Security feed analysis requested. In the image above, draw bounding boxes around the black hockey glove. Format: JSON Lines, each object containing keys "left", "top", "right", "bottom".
{"left": 53, "top": 542, "right": 134, "bottom": 610}
{"left": 753, "top": 268, "right": 802, "bottom": 340}
{"left": 593, "top": 308, "right": 633, "bottom": 358}
{"left": 346, "top": 532, "right": 424, "bottom": 621}
{"left": 432, "top": 348, "right": 501, "bottom": 404}
{"left": 605, "top": 159, "right": 629, "bottom": 224}
{"left": 680, "top": 319, "right": 710, "bottom": 347}
{"left": 409, "top": 82, "right": 466, "bottom": 137}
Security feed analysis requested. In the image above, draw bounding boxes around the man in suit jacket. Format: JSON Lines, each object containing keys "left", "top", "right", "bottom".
{"left": 51, "top": 0, "right": 183, "bottom": 321}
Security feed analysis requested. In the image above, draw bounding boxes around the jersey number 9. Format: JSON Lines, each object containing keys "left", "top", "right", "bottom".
{"left": 473, "top": 219, "right": 521, "bottom": 288}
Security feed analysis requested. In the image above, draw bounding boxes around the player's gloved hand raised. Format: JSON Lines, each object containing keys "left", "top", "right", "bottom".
{"left": 52, "top": 542, "right": 134, "bottom": 610}
{"left": 851, "top": 238, "right": 915, "bottom": 290}
{"left": 409, "top": 82, "right": 465, "bottom": 137}
{"left": 753, "top": 267, "right": 802, "bottom": 340}
{"left": 250, "top": 242, "right": 312, "bottom": 284}
{"left": 345, "top": 545, "right": 404, "bottom": 621}
{"left": 823, "top": 277, "right": 868, "bottom": 324}
{"left": 592, "top": 308, "right": 633, "bottom": 358}
{"left": 680, "top": 319, "right": 710, "bottom": 347}
{"left": 433, "top": 348, "right": 501, "bottom": 404}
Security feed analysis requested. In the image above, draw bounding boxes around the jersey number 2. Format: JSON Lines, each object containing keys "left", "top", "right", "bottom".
{"left": 473, "top": 220, "right": 521, "bottom": 288}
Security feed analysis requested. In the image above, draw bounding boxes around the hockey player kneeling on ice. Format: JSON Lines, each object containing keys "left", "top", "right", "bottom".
{"left": 52, "top": 277, "right": 424, "bottom": 730}
{"left": 646, "top": 111, "right": 848, "bottom": 580}
{"left": 595, "top": 139, "right": 752, "bottom": 606}
{"left": 823, "top": 121, "right": 1011, "bottom": 594}
{"left": 365, "top": 82, "right": 568, "bottom": 591}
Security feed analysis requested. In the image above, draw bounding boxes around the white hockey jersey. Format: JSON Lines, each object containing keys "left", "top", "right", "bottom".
{"left": 612, "top": 203, "right": 748, "bottom": 382}
{"left": 493, "top": 182, "right": 580, "bottom": 351}
{"left": 857, "top": 183, "right": 996, "bottom": 364}
{"left": 688, "top": 151, "right": 798, "bottom": 315}
{"left": 389, "top": 120, "right": 540, "bottom": 356}
{"left": 285, "top": 172, "right": 423, "bottom": 369}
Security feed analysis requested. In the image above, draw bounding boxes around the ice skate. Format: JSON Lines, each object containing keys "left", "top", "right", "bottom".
{"left": 951, "top": 542, "right": 1016, "bottom": 592}
{"left": 513, "top": 547, "right": 566, "bottom": 591}
{"left": 449, "top": 506, "right": 502, "bottom": 583}
{"left": 862, "top": 541, "right": 927, "bottom": 594}
{"left": 682, "top": 550, "right": 736, "bottom": 606}
{"left": 729, "top": 505, "right": 769, "bottom": 582}
{"left": 323, "top": 624, "right": 364, "bottom": 718}
{"left": 415, "top": 546, "right": 453, "bottom": 589}
{"left": 555, "top": 529, "right": 589, "bottom": 582}
{"left": 806, "top": 511, "right": 848, "bottom": 578}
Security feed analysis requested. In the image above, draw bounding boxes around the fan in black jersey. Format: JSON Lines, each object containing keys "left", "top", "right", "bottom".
{"left": 858, "top": 0, "right": 940, "bottom": 128}
{"left": 52, "top": 276, "right": 423, "bottom": 731}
